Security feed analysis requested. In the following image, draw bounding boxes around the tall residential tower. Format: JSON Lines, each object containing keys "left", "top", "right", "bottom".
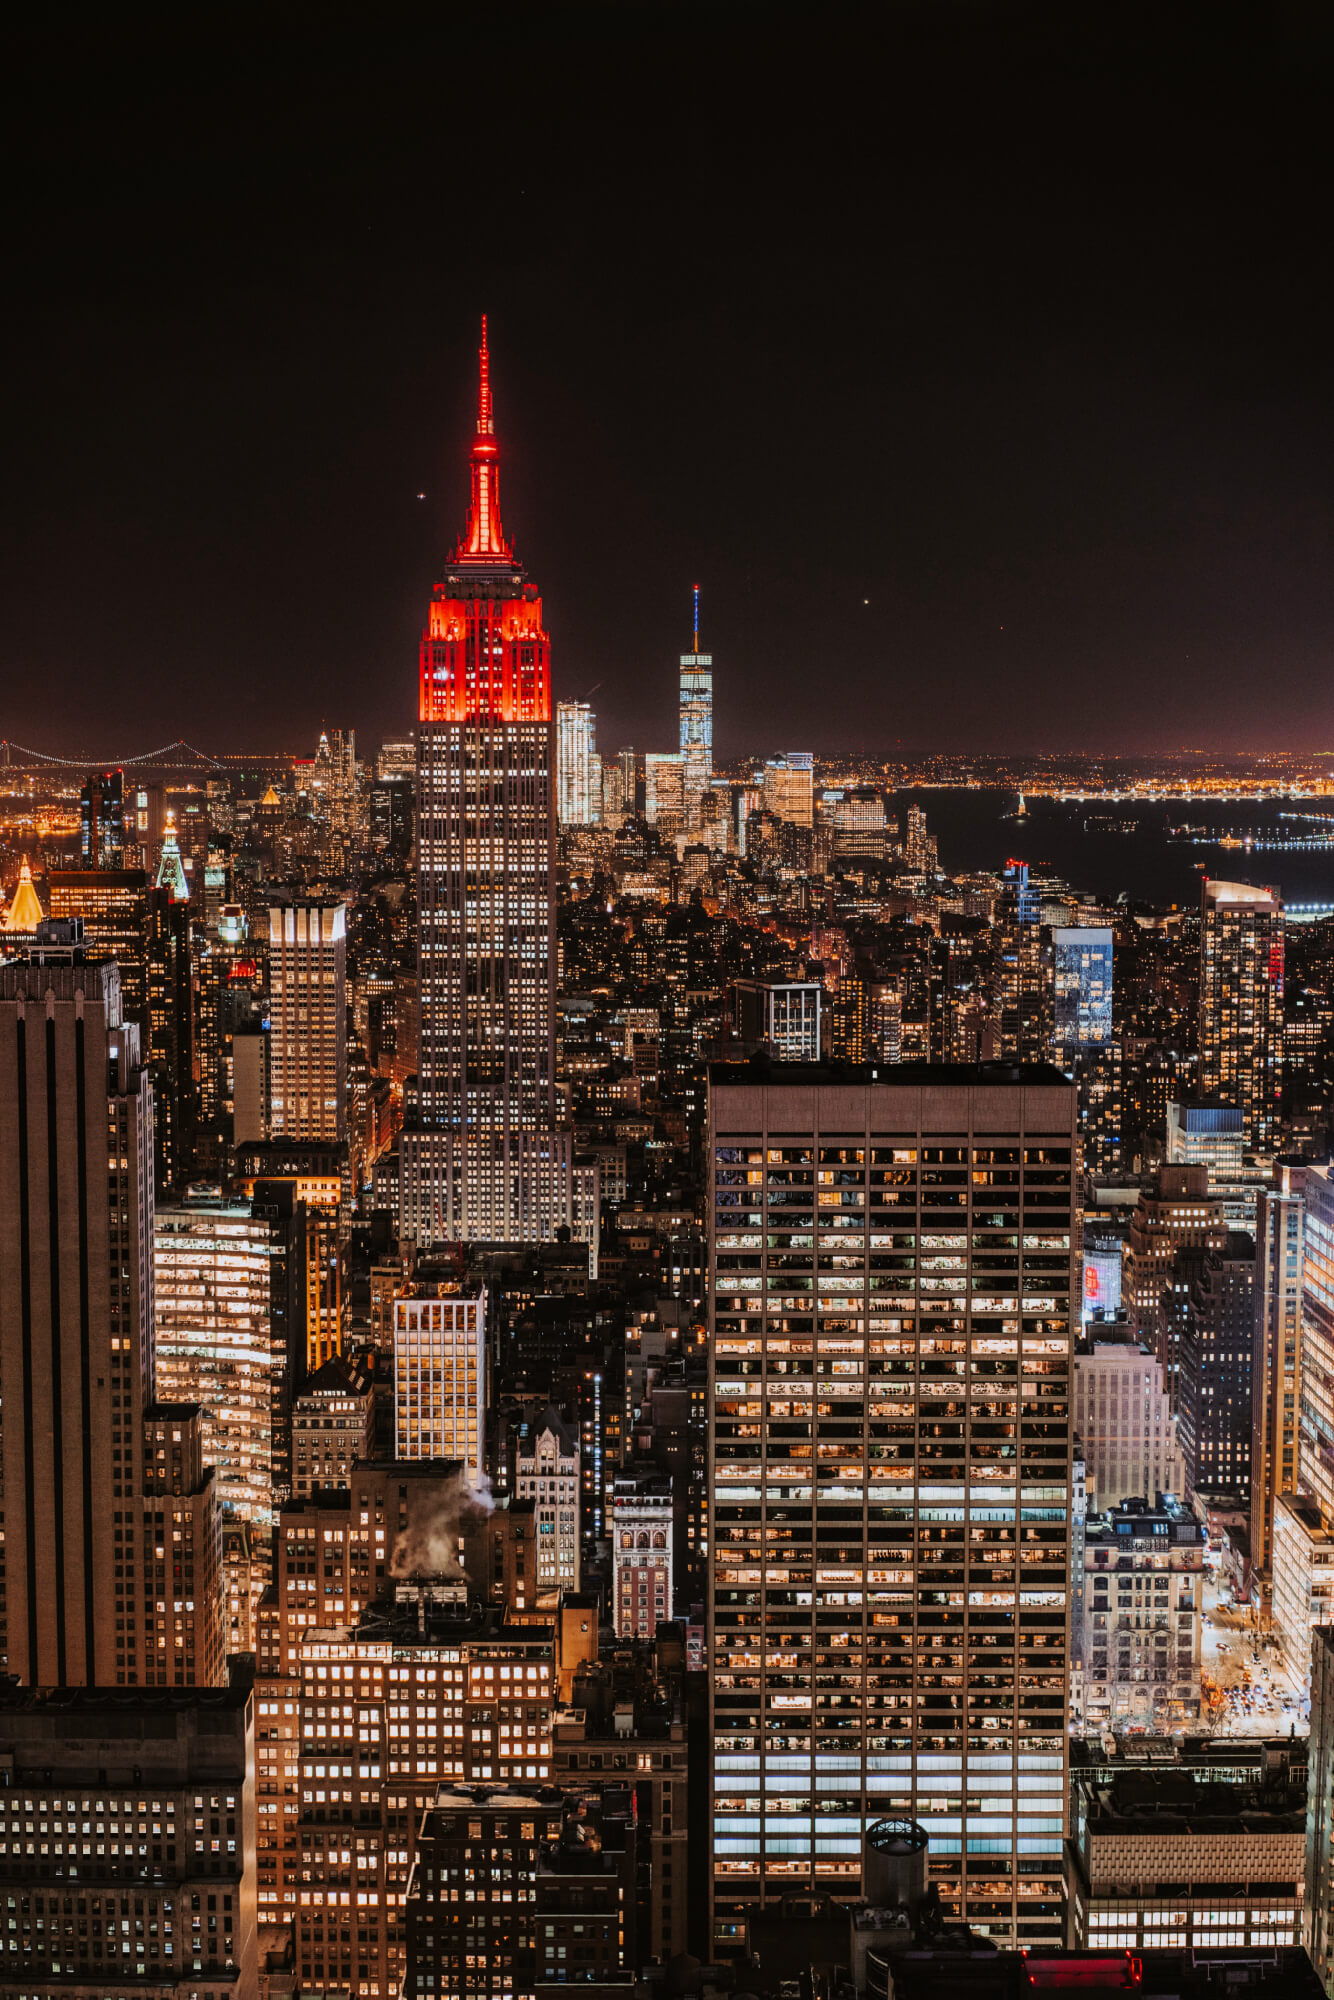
{"left": 679, "top": 584, "right": 713, "bottom": 828}
{"left": 1199, "top": 878, "right": 1283, "bottom": 1151}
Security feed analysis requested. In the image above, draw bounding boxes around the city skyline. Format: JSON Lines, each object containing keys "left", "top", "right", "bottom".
{"left": 6, "top": 12, "right": 1334, "bottom": 1996}
{"left": 6, "top": 13, "right": 1334, "bottom": 756}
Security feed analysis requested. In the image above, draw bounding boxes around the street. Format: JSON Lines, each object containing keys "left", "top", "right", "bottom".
{"left": 1199, "top": 1564, "right": 1309, "bottom": 1739}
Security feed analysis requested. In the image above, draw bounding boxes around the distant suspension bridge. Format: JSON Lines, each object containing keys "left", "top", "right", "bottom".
{"left": 0, "top": 737, "right": 289, "bottom": 773}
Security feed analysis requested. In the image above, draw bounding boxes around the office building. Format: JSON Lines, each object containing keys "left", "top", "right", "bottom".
{"left": 401, "top": 321, "right": 595, "bottom": 1253}
{"left": 80, "top": 766, "right": 125, "bottom": 866}
{"left": 761, "top": 753, "right": 814, "bottom": 828}
{"left": 1176, "top": 1231, "right": 1255, "bottom": 1501}
{"left": 0, "top": 957, "right": 224, "bottom": 1689}
{"left": 1272, "top": 1497, "right": 1334, "bottom": 1687}
{"left": 1253, "top": 1167, "right": 1306, "bottom": 1575}
{"left": 734, "top": 976, "right": 824, "bottom": 1060}
{"left": 612, "top": 1475, "right": 673, "bottom": 1639}
{"left": 46, "top": 864, "right": 150, "bottom": 1028}
{"left": 557, "top": 698, "right": 602, "bottom": 825}
{"left": 369, "top": 774, "right": 414, "bottom": 857}
{"left": 1199, "top": 878, "right": 1283, "bottom": 1151}
{"left": 1079, "top": 1496, "right": 1204, "bottom": 1729}
{"left": 394, "top": 1286, "right": 487, "bottom": 1480}
{"left": 515, "top": 1409, "right": 581, "bottom": 1595}
{"left": 679, "top": 586, "right": 713, "bottom": 828}
{"left": 1072, "top": 1330, "right": 1182, "bottom": 1509}
{"left": 1306, "top": 1625, "right": 1334, "bottom": 1990}
{"left": 708, "top": 1061, "right": 1075, "bottom": 1950}
{"left": 1053, "top": 927, "right": 1113, "bottom": 1053}
{"left": 311, "top": 725, "right": 359, "bottom": 840}
{"left": 376, "top": 733, "right": 416, "bottom": 781}
{"left": 267, "top": 899, "right": 348, "bottom": 1144}
{"left": 146, "top": 880, "right": 195, "bottom": 1193}
{"left": 1168, "top": 1099, "right": 1247, "bottom": 1178}
{"left": 644, "top": 750, "right": 685, "bottom": 827}
{"left": 1121, "top": 1165, "right": 1227, "bottom": 1392}
{"left": 154, "top": 1193, "right": 305, "bottom": 1561}
{"left": 0, "top": 1662, "right": 257, "bottom": 1992}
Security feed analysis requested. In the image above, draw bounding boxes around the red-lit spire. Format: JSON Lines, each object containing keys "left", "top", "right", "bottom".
{"left": 457, "top": 314, "right": 511, "bottom": 563}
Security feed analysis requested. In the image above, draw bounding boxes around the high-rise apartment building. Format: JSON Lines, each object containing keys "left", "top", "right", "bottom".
{"left": 1253, "top": 1166, "right": 1306, "bottom": 1573}
{"left": 394, "top": 1286, "right": 487, "bottom": 1480}
{"left": 401, "top": 321, "right": 595, "bottom": 1253}
{"left": 708, "top": 1061, "right": 1075, "bottom": 1951}
{"left": 0, "top": 957, "right": 224, "bottom": 1688}
{"left": 679, "top": 585, "right": 713, "bottom": 828}
{"left": 557, "top": 699, "right": 601, "bottom": 825}
{"left": 1199, "top": 878, "right": 1283, "bottom": 1151}
{"left": 267, "top": 899, "right": 348, "bottom": 1144}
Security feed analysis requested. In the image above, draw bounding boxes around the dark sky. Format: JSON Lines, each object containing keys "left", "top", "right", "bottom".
{"left": 6, "top": 3, "right": 1334, "bottom": 759}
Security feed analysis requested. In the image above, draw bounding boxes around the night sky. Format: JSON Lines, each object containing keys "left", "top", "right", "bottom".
{"left": 6, "top": 5, "right": 1334, "bottom": 759}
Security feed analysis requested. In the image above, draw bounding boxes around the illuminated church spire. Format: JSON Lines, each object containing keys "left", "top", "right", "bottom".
{"left": 457, "top": 315, "right": 511, "bottom": 564}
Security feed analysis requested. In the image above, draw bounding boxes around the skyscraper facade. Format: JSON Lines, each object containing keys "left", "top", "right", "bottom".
{"left": 1253, "top": 1165, "right": 1306, "bottom": 1574}
{"left": 556, "top": 699, "right": 601, "bottom": 825}
{"left": 0, "top": 958, "right": 224, "bottom": 1688}
{"left": 708, "top": 1062, "right": 1076, "bottom": 1951}
{"left": 80, "top": 767, "right": 125, "bottom": 866}
{"left": 679, "top": 585, "right": 713, "bottom": 828}
{"left": 1053, "top": 927, "right": 1114, "bottom": 1053}
{"left": 267, "top": 900, "right": 348, "bottom": 1144}
{"left": 400, "top": 321, "right": 595, "bottom": 1250}
{"left": 1199, "top": 878, "right": 1283, "bottom": 1150}
{"left": 393, "top": 1287, "right": 487, "bottom": 1479}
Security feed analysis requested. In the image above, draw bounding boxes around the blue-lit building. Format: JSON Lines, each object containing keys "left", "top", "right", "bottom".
{"left": 1053, "top": 927, "right": 1114, "bottom": 1052}
{"left": 1004, "top": 858, "right": 1040, "bottom": 925}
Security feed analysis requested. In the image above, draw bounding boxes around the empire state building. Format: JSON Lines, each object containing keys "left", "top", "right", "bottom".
{"left": 400, "top": 322, "right": 598, "bottom": 1257}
